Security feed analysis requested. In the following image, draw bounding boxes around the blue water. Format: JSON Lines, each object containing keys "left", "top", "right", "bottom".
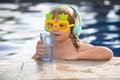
{"left": 0, "top": 2, "right": 120, "bottom": 60}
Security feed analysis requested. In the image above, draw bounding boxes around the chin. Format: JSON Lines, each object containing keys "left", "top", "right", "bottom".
{"left": 54, "top": 38, "right": 61, "bottom": 42}
{"left": 54, "top": 37, "right": 64, "bottom": 42}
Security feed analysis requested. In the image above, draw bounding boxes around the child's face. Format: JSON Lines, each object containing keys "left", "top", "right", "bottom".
{"left": 49, "top": 16, "right": 71, "bottom": 42}
{"left": 45, "top": 13, "right": 74, "bottom": 32}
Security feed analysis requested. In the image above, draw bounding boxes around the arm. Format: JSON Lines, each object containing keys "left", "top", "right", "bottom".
{"left": 62, "top": 43, "right": 113, "bottom": 60}
{"left": 77, "top": 45, "right": 113, "bottom": 60}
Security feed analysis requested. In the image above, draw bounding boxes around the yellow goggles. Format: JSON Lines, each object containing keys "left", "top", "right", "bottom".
{"left": 45, "top": 20, "right": 74, "bottom": 32}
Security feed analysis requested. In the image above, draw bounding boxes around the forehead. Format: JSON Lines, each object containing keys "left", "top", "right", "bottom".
{"left": 53, "top": 14, "right": 59, "bottom": 19}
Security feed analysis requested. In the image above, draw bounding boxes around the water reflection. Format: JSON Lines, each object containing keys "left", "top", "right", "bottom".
{"left": 0, "top": 2, "right": 120, "bottom": 59}
{"left": 0, "top": 42, "right": 19, "bottom": 58}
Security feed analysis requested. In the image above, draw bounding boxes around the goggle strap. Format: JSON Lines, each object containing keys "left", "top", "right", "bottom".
{"left": 69, "top": 24, "right": 74, "bottom": 27}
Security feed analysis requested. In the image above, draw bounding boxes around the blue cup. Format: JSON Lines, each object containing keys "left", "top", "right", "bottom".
{"left": 40, "top": 32, "right": 54, "bottom": 62}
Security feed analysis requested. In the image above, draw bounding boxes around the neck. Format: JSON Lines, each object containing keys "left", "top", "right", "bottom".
{"left": 53, "top": 37, "right": 73, "bottom": 59}
{"left": 54, "top": 38, "right": 73, "bottom": 48}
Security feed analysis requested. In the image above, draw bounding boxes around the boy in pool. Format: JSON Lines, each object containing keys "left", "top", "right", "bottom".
{"left": 32, "top": 5, "right": 113, "bottom": 60}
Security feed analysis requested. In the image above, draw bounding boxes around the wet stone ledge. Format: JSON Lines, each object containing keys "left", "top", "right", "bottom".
{"left": 0, "top": 57, "right": 120, "bottom": 80}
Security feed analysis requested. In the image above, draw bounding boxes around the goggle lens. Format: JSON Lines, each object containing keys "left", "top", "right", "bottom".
{"left": 46, "top": 22, "right": 54, "bottom": 30}
{"left": 59, "top": 23, "right": 68, "bottom": 30}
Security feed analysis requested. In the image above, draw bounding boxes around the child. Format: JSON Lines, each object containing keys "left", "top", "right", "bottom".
{"left": 32, "top": 5, "right": 113, "bottom": 60}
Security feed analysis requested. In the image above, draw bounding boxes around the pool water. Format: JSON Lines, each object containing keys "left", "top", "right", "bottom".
{"left": 0, "top": 2, "right": 120, "bottom": 60}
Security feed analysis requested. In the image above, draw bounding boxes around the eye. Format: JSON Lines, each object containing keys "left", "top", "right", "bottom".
{"left": 59, "top": 23, "right": 67, "bottom": 30}
{"left": 46, "top": 22, "right": 53, "bottom": 29}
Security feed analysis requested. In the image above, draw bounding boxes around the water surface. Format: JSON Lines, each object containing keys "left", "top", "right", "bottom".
{"left": 0, "top": 2, "right": 120, "bottom": 60}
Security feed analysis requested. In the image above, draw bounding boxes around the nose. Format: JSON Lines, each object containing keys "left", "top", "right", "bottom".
{"left": 53, "top": 24, "right": 59, "bottom": 31}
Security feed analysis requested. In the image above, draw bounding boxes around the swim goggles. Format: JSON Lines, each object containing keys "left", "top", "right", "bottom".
{"left": 44, "top": 13, "right": 74, "bottom": 32}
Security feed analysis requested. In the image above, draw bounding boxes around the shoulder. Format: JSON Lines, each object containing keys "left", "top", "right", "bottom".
{"left": 78, "top": 42, "right": 95, "bottom": 51}
{"left": 78, "top": 42, "right": 113, "bottom": 54}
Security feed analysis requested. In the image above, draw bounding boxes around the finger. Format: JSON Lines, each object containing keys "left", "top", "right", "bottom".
{"left": 36, "top": 46, "right": 45, "bottom": 52}
{"left": 36, "top": 45, "right": 45, "bottom": 51}
{"left": 37, "top": 48, "right": 45, "bottom": 53}
{"left": 37, "top": 40, "right": 43, "bottom": 45}
{"left": 36, "top": 45, "right": 41, "bottom": 49}
{"left": 36, "top": 51, "right": 43, "bottom": 55}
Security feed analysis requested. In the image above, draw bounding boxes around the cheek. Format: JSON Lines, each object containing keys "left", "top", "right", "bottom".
{"left": 55, "top": 30, "right": 71, "bottom": 42}
{"left": 63, "top": 31, "right": 71, "bottom": 38}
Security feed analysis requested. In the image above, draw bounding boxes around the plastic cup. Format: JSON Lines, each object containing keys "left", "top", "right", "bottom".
{"left": 40, "top": 32, "right": 54, "bottom": 62}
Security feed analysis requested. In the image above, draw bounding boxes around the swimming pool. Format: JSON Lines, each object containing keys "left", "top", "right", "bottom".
{"left": 0, "top": 2, "right": 120, "bottom": 60}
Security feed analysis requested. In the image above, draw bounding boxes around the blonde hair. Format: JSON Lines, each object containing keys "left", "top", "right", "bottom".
{"left": 50, "top": 6, "right": 80, "bottom": 49}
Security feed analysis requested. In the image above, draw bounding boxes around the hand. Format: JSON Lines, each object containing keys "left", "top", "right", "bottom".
{"left": 61, "top": 53, "right": 79, "bottom": 60}
{"left": 32, "top": 40, "right": 45, "bottom": 59}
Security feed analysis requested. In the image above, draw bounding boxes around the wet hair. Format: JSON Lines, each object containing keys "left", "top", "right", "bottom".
{"left": 50, "top": 6, "right": 80, "bottom": 49}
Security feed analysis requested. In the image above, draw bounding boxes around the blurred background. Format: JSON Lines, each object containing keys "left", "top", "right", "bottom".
{"left": 0, "top": 0, "right": 120, "bottom": 60}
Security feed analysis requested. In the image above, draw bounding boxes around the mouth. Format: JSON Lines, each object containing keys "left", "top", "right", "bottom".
{"left": 54, "top": 33, "right": 61, "bottom": 36}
